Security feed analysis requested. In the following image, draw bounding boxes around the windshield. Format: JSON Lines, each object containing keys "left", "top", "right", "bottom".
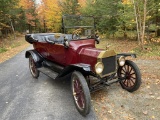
{"left": 62, "top": 15, "right": 95, "bottom": 40}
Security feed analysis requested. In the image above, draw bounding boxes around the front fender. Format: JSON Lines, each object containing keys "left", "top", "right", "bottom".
{"left": 25, "top": 50, "right": 43, "bottom": 67}
{"left": 58, "top": 63, "right": 92, "bottom": 78}
{"left": 117, "top": 53, "right": 137, "bottom": 58}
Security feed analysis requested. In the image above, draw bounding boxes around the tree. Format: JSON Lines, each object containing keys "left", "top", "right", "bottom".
{"left": 37, "top": 0, "right": 62, "bottom": 32}
{"left": 132, "top": 0, "right": 160, "bottom": 49}
{"left": 82, "top": 0, "right": 121, "bottom": 37}
{"left": 58, "top": 0, "right": 80, "bottom": 15}
{"left": 0, "top": 0, "right": 19, "bottom": 36}
{"left": 19, "top": 0, "right": 38, "bottom": 33}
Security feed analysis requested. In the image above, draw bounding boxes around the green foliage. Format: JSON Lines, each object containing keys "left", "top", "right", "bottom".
{"left": 0, "top": 0, "right": 19, "bottom": 28}
{"left": 0, "top": 47, "right": 7, "bottom": 53}
{"left": 149, "top": 24, "right": 157, "bottom": 31}
{"left": 10, "top": 7, "right": 27, "bottom": 32}
{"left": 59, "top": 0, "right": 80, "bottom": 15}
{"left": 81, "top": 0, "right": 160, "bottom": 39}
{"left": 81, "top": 0, "right": 133, "bottom": 36}
{"left": 0, "top": 0, "right": 39, "bottom": 35}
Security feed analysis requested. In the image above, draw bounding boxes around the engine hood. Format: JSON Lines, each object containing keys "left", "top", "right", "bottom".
{"left": 79, "top": 47, "right": 117, "bottom": 72}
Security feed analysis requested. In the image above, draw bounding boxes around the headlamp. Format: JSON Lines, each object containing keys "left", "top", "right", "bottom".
{"left": 95, "top": 62, "right": 104, "bottom": 74}
{"left": 118, "top": 56, "right": 125, "bottom": 66}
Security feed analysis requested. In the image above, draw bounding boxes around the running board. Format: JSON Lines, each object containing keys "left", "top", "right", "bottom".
{"left": 38, "top": 67, "right": 59, "bottom": 79}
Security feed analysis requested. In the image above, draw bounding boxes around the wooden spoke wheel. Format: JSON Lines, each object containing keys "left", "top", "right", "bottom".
{"left": 71, "top": 71, "right": 91, "bottom": 116}
{"left": 29, "top": 56, "right": 39, "bottom": 78}
{"left": 118, "top": 60, "right": 141, "bottom": 92}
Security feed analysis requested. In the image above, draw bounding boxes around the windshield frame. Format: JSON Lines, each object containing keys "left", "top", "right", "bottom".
{"left": 62, "top": 15, "right": 96, "bottom": 40}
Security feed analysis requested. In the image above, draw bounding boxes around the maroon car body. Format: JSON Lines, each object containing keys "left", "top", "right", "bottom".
{"left": 33, "top": 38, "right": 101, "bottom": 71}
{"left": 25, "top": 15, "right": 141, "bottom": 116}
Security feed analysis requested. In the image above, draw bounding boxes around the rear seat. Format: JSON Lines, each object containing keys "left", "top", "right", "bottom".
{"left": 25, "top": 33, "right": 72, "bottom": 44}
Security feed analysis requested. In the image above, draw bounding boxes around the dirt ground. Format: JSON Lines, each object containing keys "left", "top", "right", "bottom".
{"left": 91, "top": 59, "right": 160, "bottom": 120}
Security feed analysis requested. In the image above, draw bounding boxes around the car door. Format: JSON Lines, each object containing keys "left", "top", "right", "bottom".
{"left": 46, "top": 35, "right": 66, "bottom": 65}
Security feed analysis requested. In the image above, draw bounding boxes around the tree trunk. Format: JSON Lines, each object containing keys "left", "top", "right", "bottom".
{"left": 10, "top": 19, "right": 16, "bottom": 40}
{"left": 132, "top": 0, "right": 140, "bottom": 44}
{"left": 141, "top": 0, "right": 147, "bottom": 50}
{"left": 132, "top": 0, "right": 147, "bottom": 50}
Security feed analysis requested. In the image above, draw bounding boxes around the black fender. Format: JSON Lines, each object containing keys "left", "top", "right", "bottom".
{"left": 25, "top": 50, "right": 43, "bottom": 68}
{"left": 58, "top": 63, "right": 93, "bottom": 78}
{"left": 117, "top": 53, "right": 137, "bottom": 58}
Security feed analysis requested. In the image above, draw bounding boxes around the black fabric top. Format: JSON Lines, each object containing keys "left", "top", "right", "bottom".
{"left": 25, "top": 33, "right": 73, "bottom": 44}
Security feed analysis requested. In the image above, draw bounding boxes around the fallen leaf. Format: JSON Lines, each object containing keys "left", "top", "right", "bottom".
{"left": 151, "top": 116, "right": 155, "bottom": 119}
{"left": 157, "top": 97, "right": 160, "bottom": 100}
{"left": 143, "top": 111, "right": 148, "bottom": 115}
{"left": 147, "top": 86, "right": 150, "bottom": 89}
{"left": 108, "top": 110, "right": 112, "bottom": 114}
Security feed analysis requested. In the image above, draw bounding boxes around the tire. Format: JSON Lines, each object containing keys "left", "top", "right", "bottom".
{"left": 118, "top": 60, "right": 141, "bottom": 92}
{"left": 29, "top": 55, "right": 39, "bottom": 78}
{"left": 71, "top": 71, "right": 91, "bottom": 116}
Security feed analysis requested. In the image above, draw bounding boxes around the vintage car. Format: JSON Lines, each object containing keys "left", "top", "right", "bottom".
{"left": 25, "top": 15, "right": 141, "bottom": 116}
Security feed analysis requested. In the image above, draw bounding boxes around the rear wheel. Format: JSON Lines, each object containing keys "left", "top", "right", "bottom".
{"left": 71, "top": 71, "right": 91, "bottom": 116}
{"left": 29, "top": 55, "right": 39, "bottom": 78}
{"left": 118, "top": 60, "right": 141, "bottom": 92}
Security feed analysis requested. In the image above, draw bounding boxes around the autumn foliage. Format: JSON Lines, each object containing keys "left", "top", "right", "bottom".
{"left": 37, "top": 0, "right": 62, "bottom": 32}
{"left": 19, "top": 0, "right": 37, "bottom": 26}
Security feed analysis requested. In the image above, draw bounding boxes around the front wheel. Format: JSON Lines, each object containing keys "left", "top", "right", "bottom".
{"left": 71, "top": 71, "right": 91, "bottom": 116}
{"left": 29, "top": 55, "right": 39, "bottom": 78}
{"left": 118, "top": 60, "right": 141, "bottom": 92}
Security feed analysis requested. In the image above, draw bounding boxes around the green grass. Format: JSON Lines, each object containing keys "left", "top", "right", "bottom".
{"left": 0, "top": 42, "right": 20, "bottom": 54}
{"left": 0, "top": 35, "right": 25, "bottom": 54}
{"left": 11, "top": 43, "right": 21, "bottom": 48}
{"left": 0, "top": 47, "right": 7, "bottom": 53}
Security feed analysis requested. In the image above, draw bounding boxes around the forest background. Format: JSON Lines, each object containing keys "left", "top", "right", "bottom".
{"left": 0, "top": 0, "right": 160, "bottom": 53}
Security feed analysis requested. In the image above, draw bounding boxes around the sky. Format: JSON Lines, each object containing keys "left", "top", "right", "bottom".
{"left": 35, "top": 0, "right": 41, "bottom": 4}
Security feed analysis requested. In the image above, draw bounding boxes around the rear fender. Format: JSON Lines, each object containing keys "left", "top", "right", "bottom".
{"left": 25, "top": 50, "right": 43, "bottom": 67}
{"left": 58, "top": 63, "right": 92, "bottom": 78}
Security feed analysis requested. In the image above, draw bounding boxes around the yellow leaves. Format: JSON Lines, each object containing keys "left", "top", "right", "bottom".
{"left": 37, "top": 0, "right": 62, "bottom": 32}
{"left": 19, "top": 0, "right": 34, "bottom": 9}
{"left": 122, "top": 0, "right": 131, "bottom": 4}
{"left": 78, "top": 0, "right": 87, "bottom": 6}
{"left": 18, "top": 0, "right": 37, "bottom": 26}
{"left": 151, "top": 116, "right": 155, "bottom": 119}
